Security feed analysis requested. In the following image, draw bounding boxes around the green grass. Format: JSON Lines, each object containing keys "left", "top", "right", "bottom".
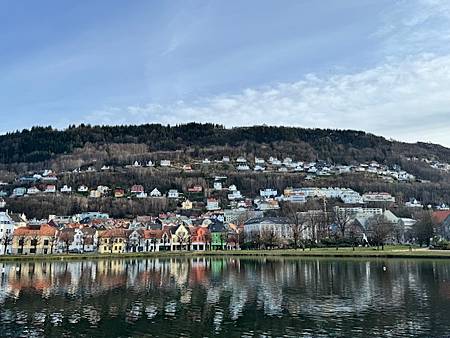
{"left": 1, "top": 246, "right": 450, "bottom": 262}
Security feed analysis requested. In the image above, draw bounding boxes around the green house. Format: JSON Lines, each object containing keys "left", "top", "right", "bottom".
{"left": 208, "top": 220, "right": 227, "bottom": 250}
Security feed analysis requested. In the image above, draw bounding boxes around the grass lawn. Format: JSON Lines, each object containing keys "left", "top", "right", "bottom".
{"left": 1, "top": 246, "right": 450, "bottom": 262}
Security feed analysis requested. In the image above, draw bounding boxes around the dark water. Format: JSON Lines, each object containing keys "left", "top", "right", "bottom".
{"left": 1, "top": 257, "right": 450, "bottom": 337}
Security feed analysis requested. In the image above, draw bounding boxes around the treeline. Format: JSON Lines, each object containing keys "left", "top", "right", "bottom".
{"left": 1, "top": 123, "right": 449, "bottom": 165}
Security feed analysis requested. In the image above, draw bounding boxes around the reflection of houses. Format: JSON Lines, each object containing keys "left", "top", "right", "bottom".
{"left": 12, "top": 224, "right": 57, "bottom": 254}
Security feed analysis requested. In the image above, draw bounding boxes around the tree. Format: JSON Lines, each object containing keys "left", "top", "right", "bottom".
{"left": 282, "top": 203, "right": 305, "bottom": 249}
{"left": 59, "top": 230, "right": 73, "bottom": 253}
{"left": 413, "top": 211, "right": 435, "bottom": 247}
{"left": 332, "top": 208, "right": 352, "bottom": 239}
{"left": 261, "top": 229, "right": 279, "bottom": 249}
{"left": 367, "top": 215, "right": 394, "bottom": 250}
{"left": 1, "top": 233, "right": 13, "bottom": 255}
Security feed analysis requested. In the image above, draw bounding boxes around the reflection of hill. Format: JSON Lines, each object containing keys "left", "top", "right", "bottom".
{"left": 0, "top": 257, "right": 449, "bottom": 337}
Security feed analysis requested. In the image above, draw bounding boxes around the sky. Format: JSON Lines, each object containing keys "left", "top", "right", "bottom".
{"left": 1, "top": 0, "right": 450, "bottom": 146}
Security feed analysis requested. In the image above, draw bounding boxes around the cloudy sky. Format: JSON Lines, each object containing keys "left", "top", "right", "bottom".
{"left": 1, "top": 0, "right": 450, "bottom": 146}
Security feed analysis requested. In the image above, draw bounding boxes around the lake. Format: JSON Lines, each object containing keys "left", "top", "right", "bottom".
{"left": 1, "top": 257, "right": 450, "bottom": 337}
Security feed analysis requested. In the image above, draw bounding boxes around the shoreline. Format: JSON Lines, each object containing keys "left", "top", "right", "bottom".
{"left": 1, "top": 248, "right": 450, "bottom": 262}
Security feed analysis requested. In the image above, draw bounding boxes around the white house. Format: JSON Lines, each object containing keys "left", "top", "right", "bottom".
{"left": 237, "top": 165, "right": 250, "bottom": 171}
{"left": 78, "top": 185, "right": 89, "bottom": 193}
{"left": 362, "top": 192, "right": 395, "bottom": 203}
{"left": 150, "top": 188, "right": 162, "bottom": 197}
{"left": 202, "top": 158, "right": 211, "bottom": 164}
{"left": 260, "top": 189, "right": 278, "bottom": 198}
{"left": 160, "top": 160, "right": 171, "bottom": 167}
{"left": 255, "top": 157, "right": 265, "bottom": 164}
{"left": 60, "top": 185, "right": 72, "bottom": 193}
{"left": 146, "top": 160, "right": 155, "bottom": 167}
{"left": 206, "top": 198, "right": 220, "bottom": 211}
{"left": 236, "top": 156, "right": 247, "bottom": 163}
{"left": 213, "top": 182, "right": 223, "bottom": 191}
{"left": 27, "top": 187, "right": 40, "bottom": 195}
{"left": 254, "top": 165, "right": 265, "bottom": 172}
{"left": 168, "top": 189, "right": 179, "bottom": 199}
{"left": 228, "top": 190, "right": 243, "bottom": 200}
{"left": 0, "top": 211, "right": 15, "bottom": 255}
{"left": 244, "top": 217, "right": 292, "bottom": 244}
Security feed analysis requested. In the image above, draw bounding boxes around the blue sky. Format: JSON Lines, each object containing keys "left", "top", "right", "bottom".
{"left": 1, "top": 0, "right": 450, "bottom": 146}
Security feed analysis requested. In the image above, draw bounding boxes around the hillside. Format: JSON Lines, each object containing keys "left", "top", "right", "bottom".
{"left": 1, "top": 123, "right": 449, "bottom": 166}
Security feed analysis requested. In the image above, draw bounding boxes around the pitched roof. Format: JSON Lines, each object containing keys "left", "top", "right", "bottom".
{"left": 14, "top": 224, "right": 57, "bottom": 237}
{"left": 433, "top": 211, "right": 450, "bottom": 224}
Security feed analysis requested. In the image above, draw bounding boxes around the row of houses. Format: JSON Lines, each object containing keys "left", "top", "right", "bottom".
{"left": 0, "top": 211, "right": 240, "bottom": 255}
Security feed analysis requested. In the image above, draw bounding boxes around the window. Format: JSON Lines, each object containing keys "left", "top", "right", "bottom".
{"left": 44, "top": 240, "right": 49, "bottom": 246}
{"left": 30, "top": 239, "right": 38, "bottom": 247}
{"left": 19, "top": 239, "right": 24, "bottom": 246}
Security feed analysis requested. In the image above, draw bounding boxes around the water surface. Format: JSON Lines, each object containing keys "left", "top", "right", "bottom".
{"left": 1, "top": 257, "right": 450, "bottom": 337}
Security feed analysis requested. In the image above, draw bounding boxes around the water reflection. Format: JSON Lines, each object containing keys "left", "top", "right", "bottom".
{"left": 1, "top": 257, "right": 450, "bottom": 337}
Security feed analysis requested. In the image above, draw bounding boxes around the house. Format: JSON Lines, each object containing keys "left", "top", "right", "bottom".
{"left": 57, "top": 226, "right": 97, "bottom": 253}
{"left": 255, "top": 157, "right": 265, "bottom": 164}
{"left": 101, "top": 165, "right": 110, "bottom": 171}
{"left": 131, "top": 185, "right": 145, "bottom": 194}
{"left": 256, "top": 199, "right": 280, "bottom": 210}
{"left": 45, "top": 185, "right": 56, "bottom": 193}
{"left": 202, "top": 158, "right": 211, "bottom": 164}
{"left": 181, "top": 199, "right": 193, "bottom": 210}
{"left": 150, "top": 188, "right": 162, "bottom": 197}
{"left": 244, "top": 217, "right": 292, "bottom": 246}
{"left": 188, "top": 185, "right": 203, "bottom": 193}
{"left": 0, "top": 198, "right": 5, "bottom": 209}
{"left": 183, "top": 164, "right": 192, "bottom": 171}
{"left": 90, "top": 190, "right": 102, "bottom": 198}
{"left": 136, "top": 192, "right": 148, "bottom": 198}
{"left": 213, "top": 182, "right": 223, "bottom": 191}
{"left": 228, "top": 184, "right": 237, "bottom": 191}
{"left": 254, "top": 165, "right": 265, "bottom": 172}
{"left": 170, "top": 223, "right": 191, "bottom": 251}
{"left": 168, "top": 189, "right": 179, "bottom": 199}
{"left": 206, "top": 198, "right": 220, "bottom": 211}
{"left": 236, "top": 156, "right": 247, "bottom": 163}
{"left": 12, "top": 224, "right": 57, "bottom": 255}
{"left": 60, "top": 185, "right": 72, "bottom": 193}
{"left": 260, "top": 189, "right": 278, "bottom": 198}
{"left": 114, "top": 188, "right": 125, "bottom": 198}
{"left": 97, "top": 185, "right": 110, "bottom": 195}
{"left": 0, "top": 211, "right": 15, "bottom": 254}
{"left": 78, "top": 185, "right": 89, "bottom": 193}
{"left": 222, "top": 156, "right": 230, "bottom": 162}
{"left": 190, "top": 226, "right": 209, "bottom": 251}
{"left": 405, "top": 198, "right": 423, "bottom": 208}
{"left": 132, "top": 161, "right": 141, "bottom": 167}
{"left": 128, "top": 229, "right": 145, "bottom": 252}
{"left": 228, "top": 190, "right": 243, "bottom": 200}
{"left": 146, "top": 160, "right": 155, "bottom": 167}
{"left": 12, "top": 187, "right": 26, "bottom": 197}
{"left": 236, "top": 165, "right": 250, "bottom": 171}
{"left": 97, "top": 228, "right": 129, "bottom": 253}
{"left": 432, "top": 211, "right": 450, "bottom": 239}
{"left": 208, "top": 220, "right": 227, "bottom": 250}
{"left": 362, "top": 192, "right": 395, "bottom": 203}
{"left": 160, "top": 160, "right": 171, "bottom": 167}
{"left": 27, "top": 186, "right": 40, "bottom": 195}
{"left": 143, "top": 229, "right": 171, "bottom": 251}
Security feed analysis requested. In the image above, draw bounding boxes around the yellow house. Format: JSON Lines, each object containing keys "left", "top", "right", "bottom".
{"left": 97, "top": 228, "right": 129, "bottom": 253}
{"left": 181, "top": 199, "right": 193, "bottom": 210}
{"left": 171, "top": 223, "right": 190, "bottom": 251}
{"left": 12, "top": 224, "right": 57, "bottom": 255}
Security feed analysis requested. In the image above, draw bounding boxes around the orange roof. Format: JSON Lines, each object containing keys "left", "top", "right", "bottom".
{"left": 433, "top": 211, "right": 450, "bottom": 224}
{"left": 13, "top": 224, "right": 57, "bottom": 237}
{"left": 98, "top": 228, "right": 129, "bottom": 238}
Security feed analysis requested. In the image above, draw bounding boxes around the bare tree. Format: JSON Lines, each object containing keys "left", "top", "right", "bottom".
{"left": 59, "top": 230, "right": 73, "bottom": 254}
{"left": 332, "top": 208, "right": 352, "bottom": 239}
{"left": 367, "top": 215, "right": 394, "bottom": 250}
{"left": 1, "top": 233, "right": 13, "bottom": 255}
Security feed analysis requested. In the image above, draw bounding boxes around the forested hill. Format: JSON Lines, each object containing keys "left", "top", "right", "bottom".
{"left": 0, "top": 123, "right": 449, "bottom": 165}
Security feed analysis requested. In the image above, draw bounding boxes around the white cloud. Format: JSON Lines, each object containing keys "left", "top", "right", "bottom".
{"left": 84, "top": 0, "right": 450, "bottom": 147}
{"left": 86, "top": 54, "right": 450, "bottom": 146}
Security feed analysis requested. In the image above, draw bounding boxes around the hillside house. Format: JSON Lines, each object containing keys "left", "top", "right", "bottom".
{"left": 150, "top": 188, "right": 162, "bottom": 197}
